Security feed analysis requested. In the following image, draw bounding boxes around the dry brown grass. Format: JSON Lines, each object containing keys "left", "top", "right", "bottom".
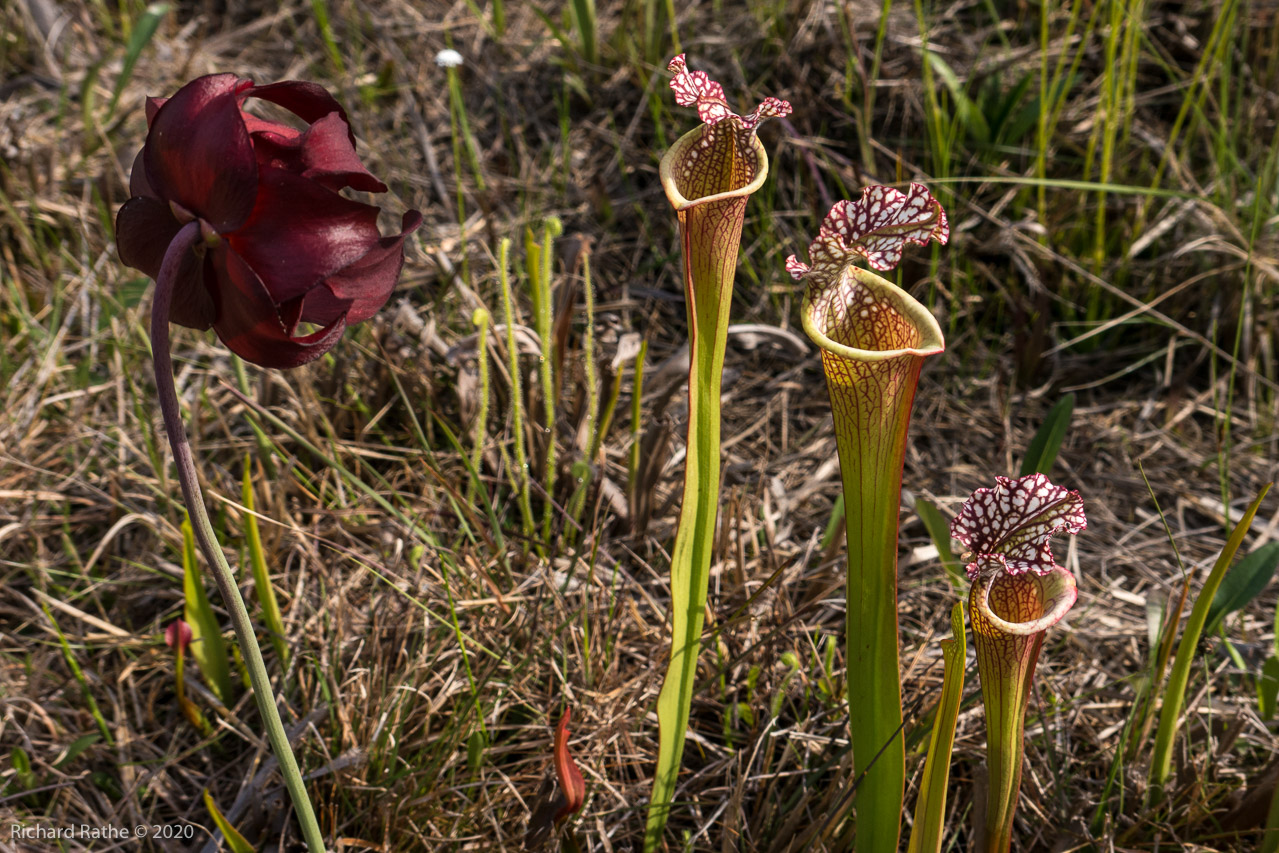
{"left": 2, "top": 0, "right": 1278, "bottom": 850}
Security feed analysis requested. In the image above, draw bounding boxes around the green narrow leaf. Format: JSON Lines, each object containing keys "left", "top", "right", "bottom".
{"left": 569, "top": 0, "right": 598, "bottom": 65}
{"left": 1265, "top": 767, "right": 1279, "bottom": 853}
{"left": 11, "top": 747, "right": 35, "bottom": 790}
{"left": 203, "top": 790, "right": 256, "bottom": 853}
{"left": 907, "top": 602, "right": 966, "bottom": 853}
{"left": 53, "top": 733, "right": 101, "bottom": 770}
{"left": 42, "top": 604, "right": 113, "bottom": 746}
{"left": 1204, "top": 542, "right": 1279, "bottom": 636}
{"left": 242, "top": 456, "right": 289, "bottom": 667}
{"left": 182, "top": 519, "right": 234, "bottom": 706}
{"left": 1259, "top": 655, "right": 1279, "bottom": 720}
{"left": 924, "top": 51, "right": 990, "bottom": 143}
{"left": 466, "top": 729, "right": 487, "bottom": 772}
{"left": 107, "top": 3, "right": 170, "bottom": 119}
{"left": 820, "top": 493, "right": 845, "bottom": 550}
{"left": 1019, "top": 393, "right": 1075, "bottom": 476}
{"left": 916, "top": 498, "right": 965, "bottom": 590}
{"left": 1147, "top": 484, "right": 1272, "bottom": 800}
{"left": 497, "top": 238, "right": 536, "bottom": 547}
{"left": 309, "top": 0, "right": 346, "bottom": 75}
{"left": 526, "top": 219, "right": 561, "bottom": 548}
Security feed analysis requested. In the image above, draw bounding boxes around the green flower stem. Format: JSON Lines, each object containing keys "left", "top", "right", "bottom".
{"left": 969, "top": 566, "right": 1077, "bottom": 853}
{"left": 152, "top": 222, "right": 324, "bottom": 853}
{"left": 802, "top": 265, "right": 943, "bottom": 853}
{"left": 645, "top": 126, "right": 770, "bottom": 850}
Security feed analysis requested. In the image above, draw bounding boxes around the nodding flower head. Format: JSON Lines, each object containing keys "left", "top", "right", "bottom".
{"left": 116, "top": 73, "right": 421, "bottom": 369}
{"left": 660, "top": 55, "right": 791, "bottom": 209}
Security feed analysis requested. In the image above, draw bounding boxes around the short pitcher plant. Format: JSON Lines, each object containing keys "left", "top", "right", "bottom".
{"left": 645, "top": 55, "right": 791, "bottom": 849}
{"left": 951, "top": 474, "right": 1087, "bottom": 853}
{"left": 117, "top": 73, "right": 420, "bottom": 851}
{"left": 786, "top": 184, "right": 947, "bottom": 852}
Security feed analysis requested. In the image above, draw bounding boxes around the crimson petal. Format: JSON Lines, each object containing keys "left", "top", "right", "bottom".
{"left": 238, "top": 109, "right": 301, "bottom": 140}
{"left": 128, "top": 149, "right": 156, "bottom": 199}
{"left": 209, "top": 245, "right": 347, "bottom": 368}
{"left": 144, "top": 96, "right": 166, "bottom": 126}
{"left": 248, "top": 80, "right": 356, "bottom": 145}
{"left": 116, "top": 196, "right": 180, "bottom": 277}
{"left": 301, "top": 210, "right": 422, "bottom": 326}
{"left": 250, "top": 111, "right": 387, "bottom": 193}
{"left": 116, "top": 196, "right": 216, "bottom": 330}
{"left": 144, "top": 74, "right": 258, "bottom": 233}
{"left": 225, "top": 167, "right": 395, "bottom": 306}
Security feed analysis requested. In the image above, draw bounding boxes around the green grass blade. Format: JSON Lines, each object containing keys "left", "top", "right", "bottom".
{"left": 181, "top": 519, "right": 234, "bottom": 706}
{"left": 107, "top": 2, "right": 170, "bottom": 120}
{"left": 203, "top": 789, "right": 256, "bottom": 853}
{"left": 528, "top": 219, "right": 562, "bottom": 547}
{"left": 925, "top": 52, "right": 990, "bottom": 143}
{"left": 1259, "top": 656, "right": 1279, "bottom": 720}
{"left": 242, "top": 455, "right": 289, "bottom": 667}
{"left": 570, "top": 0, "right": 598, "bottom": 66}
{"left": 309, "top": 0, "right": 346, "bottom": 76}
{"left": 1147, "top": 484, "right": 1271, "bottom": 800}
{"left": 41, "top": 603, "right": 114, "bottom": 746}
{"left": 907, "top": 601, "right": 966, "bottom": 853}
{"left": 1019, "top": 393, "right": 1075, "bottom": 476}
{"left": 498, "top": 237, "right": 536, "bottom": 547}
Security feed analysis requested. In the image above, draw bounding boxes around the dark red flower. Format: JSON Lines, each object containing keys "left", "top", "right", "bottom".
{"left": 116, "top": 74, "right": 422, "bottom": 369}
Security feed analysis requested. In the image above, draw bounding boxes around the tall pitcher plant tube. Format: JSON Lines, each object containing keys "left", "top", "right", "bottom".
{"left": 645, "top": 55, "right": 790, "bottom": 849}
{"left": 951, "top": 474, "right": 1087, "bottom": 853}
{"left": 787, "top": 185, "right": 947, "bottom": 853}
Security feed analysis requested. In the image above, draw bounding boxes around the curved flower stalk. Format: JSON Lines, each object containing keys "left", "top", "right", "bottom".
{"left": 951, "top": 474, "right": 1087, "bottom": 853}
{"left": 787, "top": 184, "right": 947, "bottom": 853}
{"left": 646, "top": 55, "right": 790, "bottom": 849}
{"left": 117, "top": 74, "right": 420, "bottom": 852}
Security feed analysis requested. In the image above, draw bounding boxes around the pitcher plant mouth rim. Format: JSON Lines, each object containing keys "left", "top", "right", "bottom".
{"left": 659, "top": 127, "right": 770, "bottom": 211}
{"left": 802, "top": 264, "right": 946, "bottom": 363}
